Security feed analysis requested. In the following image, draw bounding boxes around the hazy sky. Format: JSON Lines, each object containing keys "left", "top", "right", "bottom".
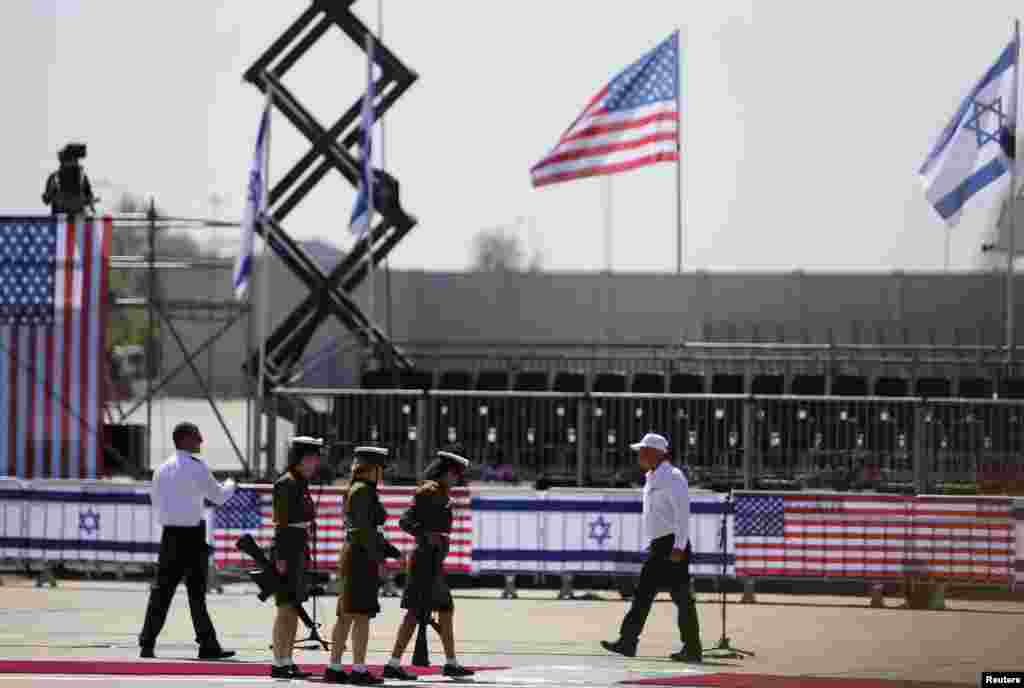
{"left": 4, "top": 1, "right": 1023, "bottom": 273}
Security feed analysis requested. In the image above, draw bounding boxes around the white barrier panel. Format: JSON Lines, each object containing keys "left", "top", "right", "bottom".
{"left": 0, "top": 479, "right": 26, "bottom": 560}
{"left": 19, "top": 480, "right": 160, "bottom": 564}
{"left": 471, "top": 489, "right": 732, "bottom": 577}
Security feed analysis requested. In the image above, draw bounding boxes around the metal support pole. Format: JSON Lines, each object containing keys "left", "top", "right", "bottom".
{"left": 266, "top": 394, "right": 278, "bottom": 477}
{"left": 913, "top": 403, "right": 927, "bottom": 495}
{"left": 146, "top": 201, "right": 156, "bottom": 471}
{"left": 742, "top": 398, "right": 754, "bottom": 490}
{"left": 415, "top": 395, "right": 428, "bottom": 478}
{"left": 577, "top": 396, "right": 589, "bottom": 487}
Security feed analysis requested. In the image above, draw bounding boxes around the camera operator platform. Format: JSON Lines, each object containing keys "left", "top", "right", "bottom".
{"left": 42, "top": 143, "right": 98, "bottom": 216}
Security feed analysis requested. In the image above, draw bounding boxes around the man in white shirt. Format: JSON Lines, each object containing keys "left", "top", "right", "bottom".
{"left": 602, "top": 433, "right": 703, "bottom": 663}
{"left": 139, "top": 422, "right": 237, "bottom": 660}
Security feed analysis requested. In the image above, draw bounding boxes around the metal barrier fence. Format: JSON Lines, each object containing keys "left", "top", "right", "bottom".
{"left": 279, "top": 389, "right": 1024, "bottom": 493}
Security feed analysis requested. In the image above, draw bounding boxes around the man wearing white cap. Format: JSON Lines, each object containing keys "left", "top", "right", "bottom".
{"left": 602, "top": 433, "right": 702, "bottom": 663}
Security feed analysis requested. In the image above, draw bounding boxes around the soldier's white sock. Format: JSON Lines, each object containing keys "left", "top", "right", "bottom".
{"left": 446, "top": 655, "right": 459, "bottom": 666}
{"left": 388, "top": 657, "right": 402, "bottom": 667}
{"left": 353, "top": 664, "right": 368, "bottom": 673}
{"left": 329, "top": 663, "right": 345, "bottom": 672}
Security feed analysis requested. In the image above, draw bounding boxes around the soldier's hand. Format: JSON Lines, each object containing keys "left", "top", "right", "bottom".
{"left": 276, "top": 560, "right": 287, "bottom": 575}
{"left": 669, "top": 548, "right": 685, "bottom": 563}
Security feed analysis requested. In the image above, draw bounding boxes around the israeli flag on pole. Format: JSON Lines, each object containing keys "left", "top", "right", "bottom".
{"left": 919, "top": 37, "right": 1019, "bottom": 226}
{"left": 349, "top": 37, "right": 375, "bottom": 240}
{"left": 233, "top": 100, "right": 271, "bottom": 300}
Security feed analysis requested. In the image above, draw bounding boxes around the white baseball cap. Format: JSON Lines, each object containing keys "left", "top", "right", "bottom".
{"left": 630, "top": 433, "right": 668, "bottom": 452}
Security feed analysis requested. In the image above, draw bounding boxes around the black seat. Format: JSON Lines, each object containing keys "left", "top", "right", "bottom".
{"left": 791, "top": 375, "right": 825, "bottom": 396}
{"left": 514, "top": 371, "right": 550, "bottom": 391}
{"left": 438, "top": 369, "right": 473, "bottom": 390}
{"left": 398, "top": 368, "right": 433, "bottom": 390}
{"left": 553, "top": 371, "right": 586, "bottom": 393}
{"left": 915, "top": 377, "right": 951, "bottom": 398}
{"left": 751, "top": 375, "right": 784, "bottom": 395}
{"left": 476, "top": 370, "right": 510, "bottom": 391}
{"left": 593, "top": 372, "right": 627, "bottom": 393}
{"left": 833, "top": 375, "right": 868, "bottom": 396}
{"left": 669, "top": 373, "right": 704, "bottom": 394}
{"left": 632, "top": 372, "right": 666, "bottom": 394}
{"left": 712, "top": 374, "right": 744, "bottom": 394}
{"left": 875, "top": 377, "right": 909, "bottom": 397}
{"left": 959, "top": 377, "right": 993, "bottom": 399}
{"left": 999, "top": 377, "right": 1024, "bottom": 399}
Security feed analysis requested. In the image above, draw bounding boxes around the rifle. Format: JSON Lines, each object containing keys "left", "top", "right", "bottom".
{"left": 411, "top": 542, "right": 444, "bottom": 667}
{"left": 235, "top": 534, "right": 330, "bottom": 651}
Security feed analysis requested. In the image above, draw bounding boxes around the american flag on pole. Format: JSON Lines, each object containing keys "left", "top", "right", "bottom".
{"left": 734, "top": 493, "right": 1014, "bottom": 583}
{"left": 0, "top": 216, "right": 111, "bottom": 479}
{"left": 530, "top": 31, "right": 679, "bottom": 188}
{"left": 212, "top": 484, "right": 473, "bottom": 574}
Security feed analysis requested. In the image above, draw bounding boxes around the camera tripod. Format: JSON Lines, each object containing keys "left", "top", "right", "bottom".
{"left": 702, "top": 490, "right": 754, "bottom": 660}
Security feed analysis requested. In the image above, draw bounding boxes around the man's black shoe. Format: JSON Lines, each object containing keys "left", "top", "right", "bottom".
{"left": 442, "top": 664, "right": 474, "bottom": 678}
{"left": 601, "top": 640, "right": 637, "bottom": 658}
{"left": 139, "top": 647, "right": 155, "bottom": 659}
{"left": 382, "top": 664, "right": 418, "bottom": 680}
{"left": 324, "top": 667, "right": 350, "bottom": 683}
{"left": 198, "top": 648, "right": 236, "bottom": 661}
{"left": 270, "top": 664, "right": 313, "bottom": 679}
{"left": 349, "top": 670, "right": 384, "bottom": 685}
{"left": 669, "top": 649, "right": 703, "bottom": 663}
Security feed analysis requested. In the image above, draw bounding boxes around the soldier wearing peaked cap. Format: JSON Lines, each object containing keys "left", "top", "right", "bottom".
{"left": 325, "top": 446, "right": 402, "bottom": 686}
{"left": 381, "top": 449, "right": 474, "bottom": 679}
{"left": 269, "top": 436, "right": 323, "bottom": 680}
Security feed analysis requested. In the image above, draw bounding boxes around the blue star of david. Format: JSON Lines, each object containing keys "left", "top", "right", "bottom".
{"left": 588, "top": 515, "right": 612, "bottom": 546}
{"left": 79, "top": 509, "right": 100, "bottom": 535}
{"left": 964, "top": 97, "right": 1008, "bottom": 148}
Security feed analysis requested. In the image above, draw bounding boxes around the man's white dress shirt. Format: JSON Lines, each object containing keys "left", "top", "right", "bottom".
{"left": 151, "top": 451, "right": 234, "bottom": 527}
{"left": 641, "top": 460, "right": 690, "bottom": 550}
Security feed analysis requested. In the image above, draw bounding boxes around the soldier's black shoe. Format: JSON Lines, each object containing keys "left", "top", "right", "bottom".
{"left": 349, "top": 670, "right": 384, "bottom": 685}
{"left": 270, "top": 664, "right": 313, "bottom": 679}
{"left": 442, "top": 664, "right": 475, "bottom": 678}
{"left": 601, "top": 640, "right": 637, "bottom": 658}
{"left": 198, "top": 648, "right": 235, "bottom": 660}
{"left": 669, "top": 649, "right": 703, "bottom": 663}
{"left": 324, "top": 667, "right": 350, "bottom": 683}
{"left": 382, "top": 664, "right": 418, "bottom": 680}
{"left": 139, "top": 647, "right": 155, "bottom": 659}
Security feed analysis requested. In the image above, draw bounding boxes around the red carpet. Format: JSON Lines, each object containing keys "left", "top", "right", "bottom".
{"left": 0, "top": 659, "right": 508, "bottom": 677}
{"left": 621, "top": 674, "right": 970, "bottom": 688}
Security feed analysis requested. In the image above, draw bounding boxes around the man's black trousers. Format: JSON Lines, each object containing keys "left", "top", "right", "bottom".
{"left": 618, "top": 533, "right": 702, "bottom": 652}
{"left": 139, "top": 523, "right": 219, "bottom": 650}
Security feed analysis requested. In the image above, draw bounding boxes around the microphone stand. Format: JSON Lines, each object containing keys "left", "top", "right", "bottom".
{"left": 292, "top": 471, "right": 329, "bottom": 652}
{"left": 703, "top": 489, "right": 754, "bottom": 660}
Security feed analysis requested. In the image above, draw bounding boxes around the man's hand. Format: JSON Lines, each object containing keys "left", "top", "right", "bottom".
{"left": 669, "top": 548, "right": 686, "bottom": 563}
{"left": 275, "top": 560, "right": 287, "bottom": 575}
{"left": 427, "top": 533, "right": 446, "bottom": 546}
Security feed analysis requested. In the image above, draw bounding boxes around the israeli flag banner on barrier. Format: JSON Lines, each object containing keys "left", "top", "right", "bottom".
{"left": 471, "top": 490, "right": 732, "bottom": 577}
{"left": 22, "top": 481, "right": 160, "bottom": 564}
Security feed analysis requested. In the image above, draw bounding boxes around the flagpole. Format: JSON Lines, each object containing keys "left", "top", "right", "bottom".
{"left": 675, "top": 27, "right": 685, "bottom": 275}
{"left": 256, "top": 88, "right": 272, "bottom": 477}
{"left": 1007, "top": 18, "right": 1020, "bottom": 368}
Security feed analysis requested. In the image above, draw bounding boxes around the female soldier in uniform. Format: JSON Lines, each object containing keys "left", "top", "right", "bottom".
{"left": 324, "top": 446, "right": 401, "bottom": 686}
{"left": 382, "top": 450, "right": 474, "bottom": 679}
{"left": 270, "top": 436, "right": 323, "bottom": 680}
